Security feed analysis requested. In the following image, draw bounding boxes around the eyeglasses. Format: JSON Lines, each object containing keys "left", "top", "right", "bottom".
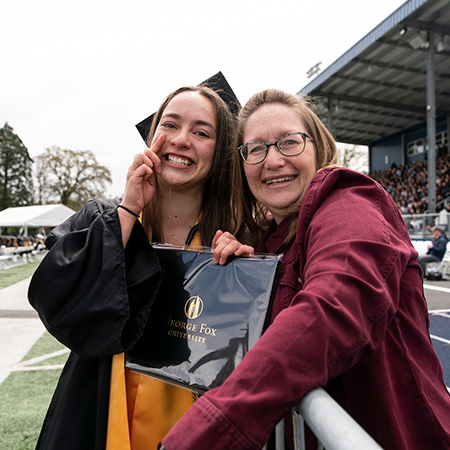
{"left": 239, "top": 132, "right": 314, "bottom": 165}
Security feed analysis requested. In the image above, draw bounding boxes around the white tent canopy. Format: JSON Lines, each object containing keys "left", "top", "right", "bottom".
{"left": 0, "top": 204, "right": 76, "bottom": 235}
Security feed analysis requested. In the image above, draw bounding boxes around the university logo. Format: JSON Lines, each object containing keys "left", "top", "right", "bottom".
{"left": 185, "top": 296, "right": 204, "bottom": 319}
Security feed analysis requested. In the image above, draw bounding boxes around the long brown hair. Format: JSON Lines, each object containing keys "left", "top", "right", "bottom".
{"left": 231, "top": 89, "right": 338, "bottom": 246}
{"left": 142, "top": 85, "right": 240, "bottom": 245}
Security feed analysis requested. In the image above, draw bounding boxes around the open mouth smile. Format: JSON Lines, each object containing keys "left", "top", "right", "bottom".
{"left": 164, "top": 154, "right": 193, "bottom": 167}
{"left": 264, "top": 176, "right": 296, "bottom": 186}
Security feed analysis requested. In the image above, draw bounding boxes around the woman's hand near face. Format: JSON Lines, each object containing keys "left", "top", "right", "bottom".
{"left": 118, "top": 134, "right": 165, "bottom": 247}
{"left": 212, "top": 230, "right": 255, "bottom": 265}
{"left": 121, "top": 134, "right": 164, "bottom": 213}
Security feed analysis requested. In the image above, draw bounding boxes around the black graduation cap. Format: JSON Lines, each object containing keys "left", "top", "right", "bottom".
{"left": 135, "top": 71, "right": 241, "bottom": 143}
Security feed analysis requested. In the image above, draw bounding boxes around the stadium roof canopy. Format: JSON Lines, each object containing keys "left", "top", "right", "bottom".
{"left": 299, "top": 0, "right": 450, "bottom": 147}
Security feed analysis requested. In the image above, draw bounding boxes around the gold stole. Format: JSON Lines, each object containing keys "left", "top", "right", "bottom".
{"left": 106, "top": 226, "right": 202, "bottom": 450}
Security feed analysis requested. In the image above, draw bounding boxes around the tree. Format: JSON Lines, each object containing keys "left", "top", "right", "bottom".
{"left": 337, "top": 144, "right": 369, "bottom": 174}
{"left": 0, "top": 123, "right": 34, "bottom": 210}
{"left": 35, "top": 147, "right": 112, "bottom": 210}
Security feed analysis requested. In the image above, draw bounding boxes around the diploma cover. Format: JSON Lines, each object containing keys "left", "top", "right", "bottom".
{"left": 126, "top": 245, "right": 281, "bottom": 393}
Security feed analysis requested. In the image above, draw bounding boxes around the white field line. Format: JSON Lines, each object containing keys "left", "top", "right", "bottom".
{"left": 11, "top": 348, "right": 70, "bottom": 372}
{"left": 430, "top": 334, "right": 450, "bottom": 345}
{"left": 17, "top": 348, "right": 69, "bottom": 366}
{"left": 13, "top": 365, "right": 65, "bottom": 372}
{"left": 429, "top": 311, "right": 450, "bottom": 318}
{"left": 423, "top": 284, "right": 450, "bottom": 293}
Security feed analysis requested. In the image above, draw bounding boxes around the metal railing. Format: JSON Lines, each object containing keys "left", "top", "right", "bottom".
{"left": 265, "top": 388, "right": 383, "bottom": 450}
{"left": 402, "top": 213, "right": 449, "bottom": 240}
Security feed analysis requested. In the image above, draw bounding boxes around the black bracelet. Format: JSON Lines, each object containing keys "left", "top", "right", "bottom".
{"left": 117, "top": 204, "right": 140, "bottom": 218}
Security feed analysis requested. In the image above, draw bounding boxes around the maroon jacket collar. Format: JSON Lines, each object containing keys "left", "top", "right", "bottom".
{"left": 255, "top": 217, "right": 292, "bottom": 254}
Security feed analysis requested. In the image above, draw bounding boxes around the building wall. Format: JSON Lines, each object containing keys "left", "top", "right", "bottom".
{"left": 369, "top": 116, "right": 448, "bottom": 172}
{"left": 370, "top": 135, "right": 402, "bottom": 171}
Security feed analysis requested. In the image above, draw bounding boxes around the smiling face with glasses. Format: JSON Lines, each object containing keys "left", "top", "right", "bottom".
{"left": 240, "top": 103, "right": 318, "bottom": 224}
{"left": 239, "top": 131, "right": 314, "bottom": 165}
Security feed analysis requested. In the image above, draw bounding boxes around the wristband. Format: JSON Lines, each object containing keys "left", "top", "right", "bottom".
{"left": 117, "top": 204, "right": 140, "bottom": 218}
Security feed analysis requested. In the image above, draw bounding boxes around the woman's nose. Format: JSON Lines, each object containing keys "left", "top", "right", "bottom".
{"left": 264, "top": 144, "right": 285, "bottom": 167}
{"left": 170, "top": 130, "right": 191, "bottom": 149}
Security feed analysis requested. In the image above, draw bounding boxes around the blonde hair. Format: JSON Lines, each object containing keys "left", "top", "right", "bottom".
{"left": 231, "top": 89, "right": 338, "bottom": 246}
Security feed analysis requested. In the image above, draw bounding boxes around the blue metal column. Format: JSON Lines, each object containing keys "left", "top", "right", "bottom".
{"left": 427, "top": 30, "right": 437, "bottom": 213}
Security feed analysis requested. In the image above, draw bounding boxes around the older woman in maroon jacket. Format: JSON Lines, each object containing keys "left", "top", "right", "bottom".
{"left": 161, "top": 89, "right": 450, "bottom": 450}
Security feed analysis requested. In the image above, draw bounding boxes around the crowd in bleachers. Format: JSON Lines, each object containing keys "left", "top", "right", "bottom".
{"left": 369, "top": 154, "right": 450, "bottom": 215}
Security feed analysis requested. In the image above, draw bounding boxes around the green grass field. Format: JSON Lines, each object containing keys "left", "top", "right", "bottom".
{"left": 0, "top": 259, "right": 42, "bottom": 290}
{"left": 0, "top": 259, "right": 68, "bottom": 450}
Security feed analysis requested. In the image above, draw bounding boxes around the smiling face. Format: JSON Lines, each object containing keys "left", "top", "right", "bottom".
{"left": 151, "top": 91, "right": 217, "bottom": 191}
{"left": 242, "top": 103, "right": 317, "bottom": 224}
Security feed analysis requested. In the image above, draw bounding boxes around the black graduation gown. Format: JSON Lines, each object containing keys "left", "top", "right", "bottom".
{"left": 28, "top": 199, "right": 163, "bottom": 450}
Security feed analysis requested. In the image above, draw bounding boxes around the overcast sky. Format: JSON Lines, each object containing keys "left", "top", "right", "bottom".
{"left": 1, "top": 0, "right": 406, "bottom": 198}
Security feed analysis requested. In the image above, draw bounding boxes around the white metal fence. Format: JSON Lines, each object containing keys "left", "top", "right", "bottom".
{"left": 0, "top": 246, "right": 47, "bottom": 269}
{"left": 403, "top": 213, "right": 449, "bottom": 239}
{"left": 265, "top": 388, "right": 383, "bottom": 450}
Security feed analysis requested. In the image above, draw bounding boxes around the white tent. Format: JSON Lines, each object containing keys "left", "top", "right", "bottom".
{"left": 0, "top": 204, "right": 76, "bottom": 235}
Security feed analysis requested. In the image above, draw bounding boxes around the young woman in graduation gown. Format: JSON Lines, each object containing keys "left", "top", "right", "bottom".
{"left": 160, "top": 89, "right": 450, "bottom": 450}
{"left": 28, "top": 85, "right": 250, "bottom": 450}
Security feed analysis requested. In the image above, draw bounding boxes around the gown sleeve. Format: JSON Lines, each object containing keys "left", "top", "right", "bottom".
{"left": 28, "top": 199, "right": 162, "bottom": 358}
